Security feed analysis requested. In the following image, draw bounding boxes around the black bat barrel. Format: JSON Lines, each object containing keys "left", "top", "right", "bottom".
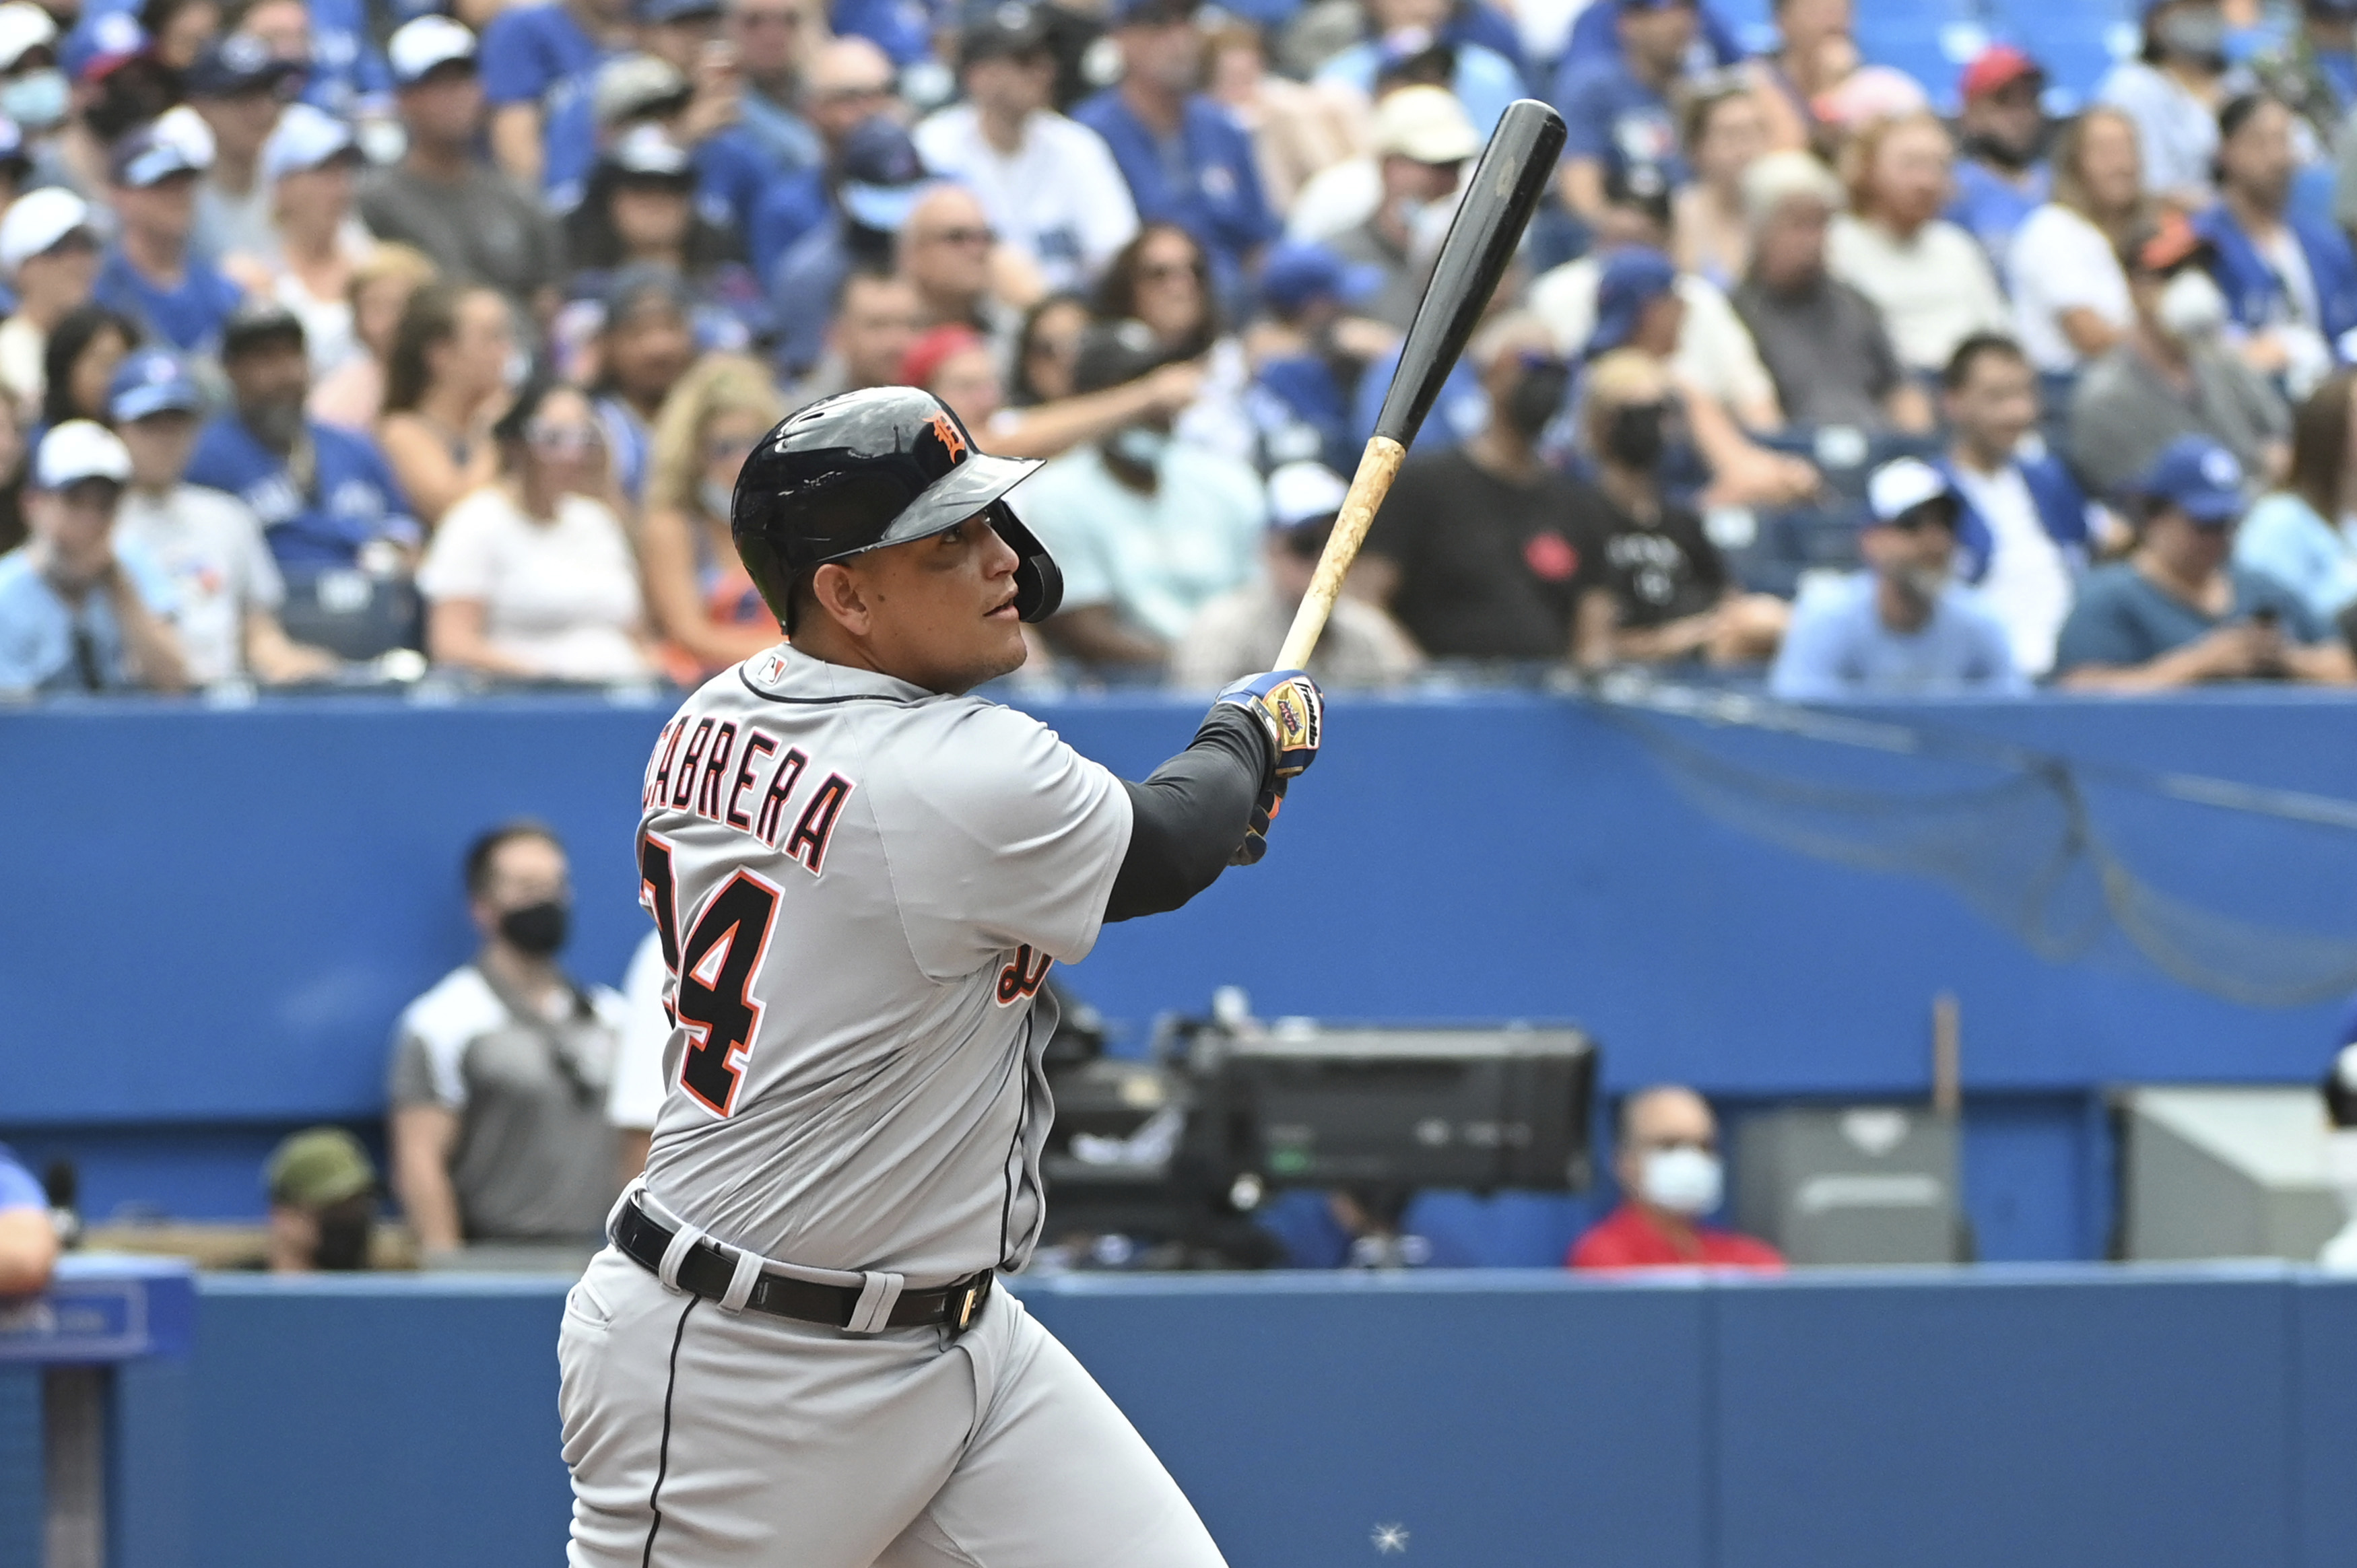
{"left": 1370, "top": 98, "right": 1568, "bottom": 449}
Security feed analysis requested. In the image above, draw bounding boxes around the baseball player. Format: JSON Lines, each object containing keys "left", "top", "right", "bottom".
{"left": 559, "top": 386, "right": 1322, "bottom": 1567}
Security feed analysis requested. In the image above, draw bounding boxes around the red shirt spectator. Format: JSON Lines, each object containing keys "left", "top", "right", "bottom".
{"left": 1568, "top": 1200, "right": 1784, "bottom": 1270}
{"left": 1566, "top": 1084, "right": 1785, "bottom": 1273}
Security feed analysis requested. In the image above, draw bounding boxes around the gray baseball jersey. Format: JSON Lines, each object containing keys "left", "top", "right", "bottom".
{"left": 633, "top": 644, "right": 1133, "bottom": 1282}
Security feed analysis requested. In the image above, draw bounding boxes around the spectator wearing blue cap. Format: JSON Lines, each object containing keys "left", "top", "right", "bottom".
{"left": 0, "top": 186, "right": 98, "bottom": 410}
{"left": 1313, "top": 0, "right": 1522, "bottom": 142}
{"left": 361, "top": 18, "right": 565, "bottom": 317}
{"left": 766, "top": 113, "right": 933, "bottom": 378}
{"left": 2098, "top": 0, "right": 2240, "bottom": 214}
{"left": 0, "top": 419, "right": 187, "bottom": 693}
{"left": 1552, "top": 0, "right": 1698, "bottom": 232}
{"left": 109, "top": 346, "right": 335, "bottom": 685}
{"left": 915, "top": 0, "right": 1138, "bottom": 294}
{"left": 480, "top": 0, "right": 632, "bottom": 193}
{"left": 221, "top": 104, "right": 373, "bottom": 378}
{"left": 2053, "top": 434, "right": 2350, "bottom": 687}
{"left": 1172, "top": 459, "right": 1423, "bottom": 687}
{"left": 186, "top": 31, "right": 305, "bottom": 260}
{"left": 1768, "top": 457, "right": 2025, "bottom": 699}
{"left": 92, "top": 112, "right": 249, "bottom": 356}
{"left": 1243, "top": 238, "right": 1389, "bottom": 475}
{"left": 1075, "top": 0, "right": 1278, "bottom": 320}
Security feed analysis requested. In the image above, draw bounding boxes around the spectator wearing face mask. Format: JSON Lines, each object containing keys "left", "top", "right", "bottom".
{"left": 2068, "top": 217, "right": 2290, "bottom": 498}
{"left": 388, "top": 821, "right": 628, "bottom": 1255}
{"left": 1948, "top": 45, "right": 2052, "bottom": 272}
{"left": 263, "top": 1128, "right": 380, "bottom": 1272}
{"left": 2098, "top": 0, "right": 2240, "bottom": 214}
{"left": 0, "top": 2, "right": 69, "bottom": 174}
{"left": 1769, "top": 458, "right": 2025, "bottom": 699}
{"left": 1568, "top": 1086, "right": 1783, "bottom": 1271}
{"left": 2196, "top": 93, "right": 2357, "bottom": 391}
{"left": 1020, "top": 319, "right": 1268, "bottom": 671}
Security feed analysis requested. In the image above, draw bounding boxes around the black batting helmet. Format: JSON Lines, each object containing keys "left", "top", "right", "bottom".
{"left": 730, "top": 386, "right": 1063, "bottom": 629}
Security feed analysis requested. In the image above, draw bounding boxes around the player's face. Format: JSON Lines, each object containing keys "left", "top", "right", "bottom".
{"left": 818, "top": 514, "right": 1028, "bottom": 694}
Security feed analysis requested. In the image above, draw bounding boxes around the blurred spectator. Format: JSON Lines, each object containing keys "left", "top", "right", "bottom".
{"left": 94, "top": 112, "right": 247, "bottom": 355}
{"left": 186, "top": 32, "right": 302, "bottom": 259}
{"left": 1567, "top": 1086, "right": 1782, "bottom": 1270}
{"left": 2197, "top": 93, "right": 2357, "bottom": 392}
{"left": 1286, "top": 81, "right": 1475, "bottom": 246}
{"left": 360, "top": 17, "right": 564, "bottom": 317}
{"left": 2235, "top": 368, "right": 2357, "bottom": 619}
{"left": 1010, "top": 289, "right": 1090, "bottom": 407}
{"left": 38, "top": 304, "right": 137, "bottom": 429}
{"left": 222, "top": 104, "right": 373, "bottom": 378}
{"left": 1829, "top": 112, "right": 2009, "bottom": 377}
{"left": 2253, "top": 0, "right": 2357, "bottom": 147}
{"left": 1094, "top": 221, "right": 1256, "bottom": 461}
{"left": 479, "top": 0, "right": 632, "bottom": 194}
{"left": 563, "top": 126, "right": 758, "bottom": 345}
{"left": 2054, "top": 434, "right": 2348, "bottom": 687}
{"left": 1074, "top": 0, "right": 1279, "bottom": 314}
{"left": 767, "top": 114, "right": 929, "bottom": 378}
{"left": 1022, "top": 318, "right": 1266, "bottom": 669}
{"left": 898, "top": 183, "right": 1021, "bottom": 343}
{"left": 0, "top": 397, "right": 25, "bottom": 551}
{"left": 1242, "top": 238, "right": 1388, "bottom": 474}
{"left": 0, "top": 420, "right": 187, "bottom": 693}
{"left": 1357, "top": 312, "right": 1590, "bottom": 660}
{"left": 1320, "top": 0, "right": 1521, "bottom": 139}
{"left": 377, "top": 282, "right": 517, "bottom": 531}
{"left": 1751, "top": 0, "right": 1851, "bottom": 155}
{"left": 727, "top": 0, "right": 822, "bottom": 176}
{"left": 907, "top": 318, "right": 1202, "bottom": 460}
{"left": 146, "top": 0, "right": 223, "bottom": 75}
{"left": 1950, "top": 45, "right": 2051, "bottom": 269}
{"left": 309, "top": 241, "right": 438, "bottom": 430}
{"left": 187, "top": 302, "right": 421, "bottom": 577}
{"left": 420, "top": 378, "right": 652, "bottom": 681}
{"left": 0, "top": 187, "right": 98, "bottom": 411}
{"left": 640, "top": 351, "right": 783, "bottom": 681}
{"left": 0, "top": 4, "right": 66, "bottom": 158}
{"left": 1201, "top": 15, "right": 1363, "bottom": 217}
{"left": 791, "top": 264, "right": 921, "bottom": 405}
{"left": 1939, "top": 333, "right": 2101, "bottom": 679}
{"left": 2067, "top": 218, "right": 2289, "bottom": 498}
{"left": 1731, "top": 150, "right": 1931, "bottom": 432}
{"left": 799, "top": 34, "right": 896, "bottom": 160}
{"left": 1671, "top": 76, "right": 1767, "bottom": 290}
{"left": 110, "top": 346, "right": 332, "bottom": 685}
{"left": 388, "top": 820, "right": 628, "bottom": 1252}
{"left": 263, "top": 1127, "right": 378, "bottom": 1272}
{"left": 913, "top": 0, "right": 1138, "bottom": 294}
{"left": 1171, "top": 458, "right": 1421, "bottom": 686}
{"left": 589, "top": 267, "right": 696, "bottom": 501}
{"left": 1572, "top": 347, "right": 1787, "bottom": 669}
{"left": 1314, "top": 85, "right": 1475, "bottom": 327}
{"left": 1553, "top": 0, "right": 1696, "bottom": 229}
{"left": 2008, "top": 107, "right": 2147, "bottom": 374}
{"left": 607, "top": 928, "right": 668, "bottom": 1182}
{"left": 2098, "top": 0, "right": 2235, "bottom": 213}
{"left": 48, "top": 24, "right": 180, "bottom": 203}
{"left": 1769, "top": 457, "right": 2024, "bottom": 699}
{"left": 0, "top": 1143, "right": 57, "bottom": 1295}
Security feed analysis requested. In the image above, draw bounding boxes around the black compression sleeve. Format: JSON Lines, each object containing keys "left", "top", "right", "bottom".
{"left": 1103, "top": 705, "right": 1271, "bottom": 922}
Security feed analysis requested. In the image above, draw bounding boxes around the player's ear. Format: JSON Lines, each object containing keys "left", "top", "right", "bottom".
{"left": 809, "top": 561, "right": 872, "bottom": 638}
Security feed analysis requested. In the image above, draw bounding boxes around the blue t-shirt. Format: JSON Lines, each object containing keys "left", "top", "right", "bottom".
{"left": 92, "top": 246, "right": 245, "bottom": 355}
{"left": 478, "top": 1, "right": 609, "bottom": 199}
{"left": 1560, "top": 2, "right": 1741, "bottom": 72}
{"left": 1947, "top": 159, "right": 2049, "bottom": 277}
{"left": 0, "top": 1145, "right": 41, "bottom": 1213}
{"left": 2051, "top": 562, "right": 2325, "bottom": 673}
{"left": 0, "top": 542, "right": 177, "bottom": 692}
{"left": 301, "top": 0, "right": 394, "bottom": 116}
{"left": 1071, "top": 92, "right": 1277, "bottom": 308}
{"left": 2230, "top": 492, "right": 2357, "bottom": 621}
{"left": 185, "top": 417, "right": 420, "bottom": 572}
{"left": 1352, "top": 341, "right": 1486, "bottom": 450}
{"left": 1768, "top": 573, "right": 2026, "bottom": 700}
{"left": 829, "top": 0, "right": 937, "bottom": 65}
{"left": 1552, "top": 56, "right": 1689, "bottom": 197}
{"left": 1247, "top": 353, "right": 1355, "bottom": 475}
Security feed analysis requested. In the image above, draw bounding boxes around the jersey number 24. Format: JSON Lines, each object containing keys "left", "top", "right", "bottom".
{"left": 638, "top": 831, "right": 779, "bottom": 1118}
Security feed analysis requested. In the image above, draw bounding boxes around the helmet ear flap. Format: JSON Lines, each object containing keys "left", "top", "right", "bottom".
{"left": 988, "top": 502, "right": 1063, "bottom": 623}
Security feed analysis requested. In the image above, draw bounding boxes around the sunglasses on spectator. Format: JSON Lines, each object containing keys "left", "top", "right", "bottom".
{"left": 923, "top": 225, "right": 997, "bottom": 247}
{"left": 527, "top": 421, "right": 605, "bottom": 454}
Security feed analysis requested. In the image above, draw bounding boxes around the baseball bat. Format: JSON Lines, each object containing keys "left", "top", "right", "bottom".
{"left": 1274, "top": 97, "right": 1567, "bottom": 673}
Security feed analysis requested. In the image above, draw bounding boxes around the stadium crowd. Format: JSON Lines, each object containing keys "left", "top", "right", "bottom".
{"left": 9, "top": 0, "right": 2357, "bottom": 702}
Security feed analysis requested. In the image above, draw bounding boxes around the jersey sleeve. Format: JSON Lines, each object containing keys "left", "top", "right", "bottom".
{"left": 387, "top": 1027, "right": 465, "bottom": 1110}
{"left": 871, "top": 701, "right": 1135, "bottom": 979}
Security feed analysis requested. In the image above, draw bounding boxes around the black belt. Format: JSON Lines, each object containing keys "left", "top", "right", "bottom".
{"left": 613, "top": 1196, "right": 995, "bottom": 1332}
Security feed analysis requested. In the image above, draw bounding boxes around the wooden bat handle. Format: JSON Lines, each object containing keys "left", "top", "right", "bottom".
{"left": 1275, "top": 435, "right": 1406, "bottom": 671}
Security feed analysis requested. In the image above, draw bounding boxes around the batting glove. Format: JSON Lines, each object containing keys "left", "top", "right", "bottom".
{"left": 1211, "top": 669, "right": 1323, "bottom": 781}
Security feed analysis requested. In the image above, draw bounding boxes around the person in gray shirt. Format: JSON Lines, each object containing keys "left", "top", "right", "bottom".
{"left": 387, "top": 819, "right": 626, "bottom": 1252}
{"left": 358, "top": 18, "right": 563, "bottom": 319}
{"left": 2067, "top": 217, "right": 2288, "bottom": 500}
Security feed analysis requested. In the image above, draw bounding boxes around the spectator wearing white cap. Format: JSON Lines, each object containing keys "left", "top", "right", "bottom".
{"left": 107, "top": 346, "right": 335, "bottom": 685}
{"left": 0, "top": 186, "right": 97, "bottom": 411}
{"left": 0, "top": 3, "right": 65, "bottom": 145}
{"left": 0, "top": 419, "right": 188, "bottom": 693}
{"left": 1170, "top": 459, "right": 1423, "bottom": 688}
{"left": 1768, "top": 457, "right": 2026, "bottom": 700}
{"left": 91, "top": 110, "right": 251, "bottom": 355}
{"left": 222, "top": 103, "right": 376, "bottom": 376}
{"left": 187, "top": 32, "right": 306, "bottom": 261}
{"left": 359, "top": 17, "right": 564, "bottom": 317}
{"left": 1288, "top": 83, "right": 1475, "bottom": 251}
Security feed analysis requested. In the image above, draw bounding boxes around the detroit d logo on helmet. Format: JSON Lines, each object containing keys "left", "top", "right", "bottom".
{"left": 927, "top": 412, "right": 967, "bottom": 464}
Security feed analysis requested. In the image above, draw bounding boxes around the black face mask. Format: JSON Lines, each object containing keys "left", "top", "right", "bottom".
{"left": 1964, "top": 125, "right": 2044, "bottom": 173}
{"left": 1603, "top": 402, "right": 1668, "bottom": 471}
{"left": 499, "top": 899, "right": 571, "bottom": 957}
{"left": 1502, "top": 364, "right": 1570, "bottom": 438}
{"left": 313, "top": 1206, "right": 375, "bottom": 1271}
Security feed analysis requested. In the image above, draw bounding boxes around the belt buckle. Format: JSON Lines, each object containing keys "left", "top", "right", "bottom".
{"left": 954, "top": 1277, "right": 985, "bottom": 1332}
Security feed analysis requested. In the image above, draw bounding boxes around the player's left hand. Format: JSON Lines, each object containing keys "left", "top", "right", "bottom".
{"left": 1212, "top": 670, "right": 1323, "bottom": 780}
